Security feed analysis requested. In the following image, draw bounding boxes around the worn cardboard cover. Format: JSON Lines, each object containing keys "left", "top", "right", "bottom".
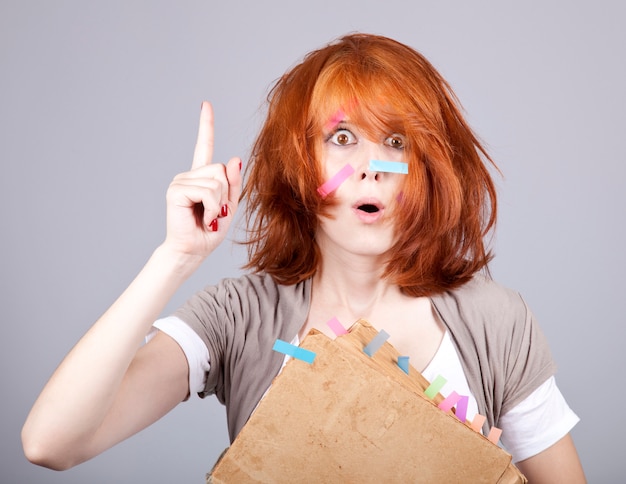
{"left": 208, "top": 320, "right": 526, "bottom": 483}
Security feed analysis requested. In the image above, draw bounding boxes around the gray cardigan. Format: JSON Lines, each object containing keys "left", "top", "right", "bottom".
{"left": 175, "top": 273, "right": 556, "bottom": 442}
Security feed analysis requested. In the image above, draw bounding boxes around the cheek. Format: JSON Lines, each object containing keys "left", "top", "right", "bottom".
{"left": 385, "top": 182, "right": 406, "bottom": 218}
{"left": 383, "top": 147, "right": 406, "bottom": 163}
{"left": 390, "top": 175, "right": 406, "bottom": 197}
{"left": 317, "top": 162, "right": 355, "bottom": 199}
{"left": 320, "top": 148, "right": 348, "bottom": 176}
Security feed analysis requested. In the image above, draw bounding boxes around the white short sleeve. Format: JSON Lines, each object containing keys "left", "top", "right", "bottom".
{"left": 146, "top": 316, "right": 210, "bottom": 395}
{"left": 499, "top": 376, "right": 580, "bottom": 462}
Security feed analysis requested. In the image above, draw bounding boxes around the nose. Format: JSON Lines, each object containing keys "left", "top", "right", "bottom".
{"left": 358, "top": 168, "right": 380, "bottom": 181}
{"left": 356, "top": 140, "right": 385, "bottom": 181}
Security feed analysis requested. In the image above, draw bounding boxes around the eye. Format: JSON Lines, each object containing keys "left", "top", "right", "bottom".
{"left": 385, "top": 134, "right": 406, "bottom": 150}
{"left": 329, "top": 129, "right": 357, "bottom": 146}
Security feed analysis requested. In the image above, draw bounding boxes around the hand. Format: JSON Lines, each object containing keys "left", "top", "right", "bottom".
{"left": 163, "top": 102, "right": 242, "bottom": 258}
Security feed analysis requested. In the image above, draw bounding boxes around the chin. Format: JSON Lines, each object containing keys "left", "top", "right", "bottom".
{"left": 347, "top": 240, "right": 394, "bottom": 258}
{"left": 317, "top": 224, "right": 396, "bottom": 258}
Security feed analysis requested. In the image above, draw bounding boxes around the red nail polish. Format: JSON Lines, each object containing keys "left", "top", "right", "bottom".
{"left": 220, "top": 204, "right": 228, "bottom": 217}
{"left": 239, "top": 161, "right": 242, "bottom": 171}
{"left": 209, "top": 219, "right": 218, "bottom": 231}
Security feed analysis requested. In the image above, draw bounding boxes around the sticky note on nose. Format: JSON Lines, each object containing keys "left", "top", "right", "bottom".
{"left": 369, "top": 160, "right": 409, "bottom": 174}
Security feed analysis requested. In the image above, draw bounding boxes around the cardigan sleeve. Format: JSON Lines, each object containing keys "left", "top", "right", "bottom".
{"left": 173, "top": 273, "right": 310, "bottom": 441}
{"left": 430, "top": 275, "right": 557, "bottom": 430}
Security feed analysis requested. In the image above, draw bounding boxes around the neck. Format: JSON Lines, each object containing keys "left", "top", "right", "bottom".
{"left": 313, "top": 247, "right": 400, "bottom": 318}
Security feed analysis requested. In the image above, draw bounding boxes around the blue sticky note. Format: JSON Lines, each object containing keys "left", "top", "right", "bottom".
{"left": 272, "top": 339, "right": 316, "bottom": 364}
{"left": 397, "top": 356, "right": 410, "bottom": 374}
{"left": 363, "top": 330, "right": 390, "bottom": 357}
{"left": 369, "top": 160, "right": 409, "bottom": 174}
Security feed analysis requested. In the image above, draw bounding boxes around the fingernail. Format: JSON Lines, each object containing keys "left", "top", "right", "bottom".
{"left": 209, "top": 219, "right": 218, "bottom": 231}
{"left": 220, "top": 204, "right": 228, "bottom": 217}
{"left": 239, "top": 161, "right": 242, "bottom": 171}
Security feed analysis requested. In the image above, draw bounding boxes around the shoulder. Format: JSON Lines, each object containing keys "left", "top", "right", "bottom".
{"left": 431, "top": 274, "right": 529, "bottom": 332}
{"left": 176, "top": 273, "right": 311, "bottom": 346}
{"left": 430, "top": 274, "right": 549, "bottom": 380}
{"left": 180, "top": 273, "right": 310, "bottom": 309}
{"left": 432, "top": 274, "right": 556, "bottom": 417}
{"left": 211, "top": 273, "right": 311, "bottom": 315}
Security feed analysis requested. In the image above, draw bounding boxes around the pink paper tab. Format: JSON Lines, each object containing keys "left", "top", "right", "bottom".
{"left": 438, "top": 391, "right": 461, "bottom": 413}
{"left": 455, "top": 395, "right": 469, "bottom": 423}
{"left": 397, "top": 356, "right": 410, "bottom": 374}
{"left": 470, "top": 414, "right": 486, "bottom": 432}
{"left": 487, "top": 426, "right": 503, "bottom": 445}
{"left": 317, "top": 163, "right": 354, "bottom": 198}
{"left": 326, "top": 316, "right": 348, "bottom": 337}
{"left": 324, "top": 108, "right": 345, "bottom": 131}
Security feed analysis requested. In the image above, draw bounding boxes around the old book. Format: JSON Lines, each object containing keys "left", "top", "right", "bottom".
{"left": 208, "top": 320, "right": 526, "bottom": 483}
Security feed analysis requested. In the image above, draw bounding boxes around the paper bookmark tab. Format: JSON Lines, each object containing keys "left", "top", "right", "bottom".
{"left": 317, "top": 163, "right": 355, "bottom": 198}
{"left": 326, "top": 317, "right": 348, "bottom": 337}
{"left": 272, "top": 339, "right": 316, "bottom": 364}
{"left": 455, "top": 395, "right": 469, "bottom": 423}
{"left": 438, "top": 391, "right": 461, "bottom": 413}
{"left": 397, "top": 356, "right": 410, "bottom": 374}
{"left": 470, "top": 414, "right": 486, "bottom": 432}
{"left": 487, "top": 426, "right": 503, "bottom": 445}
{"left": 369, "top": 160, "right": 409, "bottom": 174}
{"left": 424, "top": 375, "right": 447, "bottom": 399}
{"left": 363, "top": 330, "right": 390, "bottom": 357}
{"left": 324, "top": 108, "right": 345, "bottom": 131}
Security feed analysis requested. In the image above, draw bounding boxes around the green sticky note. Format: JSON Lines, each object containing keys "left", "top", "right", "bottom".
{"left": 424, "top": 374, "right": 447, "bottom": 399}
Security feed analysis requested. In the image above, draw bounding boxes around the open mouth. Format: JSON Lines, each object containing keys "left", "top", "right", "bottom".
{"left": 353, "top": 199, "right": 384, "bottom": 222}
{"left": 357, "top": 204, "right": 380, "bottom": 214}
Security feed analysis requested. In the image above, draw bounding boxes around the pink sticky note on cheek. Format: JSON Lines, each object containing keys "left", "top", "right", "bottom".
{"left": 317, "top": 163, "right": 354, "bottom": 198}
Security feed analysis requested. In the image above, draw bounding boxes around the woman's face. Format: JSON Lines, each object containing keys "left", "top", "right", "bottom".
{"left": 315, "top": 117, "right": 406, "bottom": 263}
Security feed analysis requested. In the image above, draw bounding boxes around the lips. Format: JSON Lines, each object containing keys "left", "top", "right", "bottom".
{"left": 352, "top": 198, "right": 384, "bottom": 223}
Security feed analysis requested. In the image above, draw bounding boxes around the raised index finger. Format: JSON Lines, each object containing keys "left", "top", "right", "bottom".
{"left": 191, "top": 101, "right": 215, "bottom": 169}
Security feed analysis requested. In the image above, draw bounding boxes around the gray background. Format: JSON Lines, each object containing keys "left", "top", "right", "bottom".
{"left": 1, "top": 1, "right": 624, "bottom": 482}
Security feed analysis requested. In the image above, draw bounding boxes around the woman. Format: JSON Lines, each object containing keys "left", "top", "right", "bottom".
{"left": 22, "top": 33, "right": 585, "bottom": 482}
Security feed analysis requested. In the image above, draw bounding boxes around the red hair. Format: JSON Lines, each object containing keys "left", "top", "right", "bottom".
{"left": 242, "top": 33, "right": 498, "bottom": 296}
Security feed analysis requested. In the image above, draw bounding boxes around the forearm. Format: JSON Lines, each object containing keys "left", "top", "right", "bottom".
{"left": 516, "top": 434, "right": 586, "bottom": 483}
{"left": 22, "top": 244, "right": 202, "bottom": 463}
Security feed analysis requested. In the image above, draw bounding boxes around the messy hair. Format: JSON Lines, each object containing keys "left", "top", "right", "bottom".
{"left": 241, "top": 33, "right": 498, "bottom": 296}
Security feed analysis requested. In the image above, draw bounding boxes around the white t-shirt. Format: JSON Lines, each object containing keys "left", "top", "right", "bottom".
{"left": 149, "top": 316, "right": 579, "bottom": 463}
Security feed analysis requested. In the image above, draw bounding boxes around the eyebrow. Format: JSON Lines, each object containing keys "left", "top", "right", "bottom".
{"left": 324, "top": 109, "right": 346, "bottom": 131}
{"left": 326, "top": 120, "right": 353, "bottom": 134}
